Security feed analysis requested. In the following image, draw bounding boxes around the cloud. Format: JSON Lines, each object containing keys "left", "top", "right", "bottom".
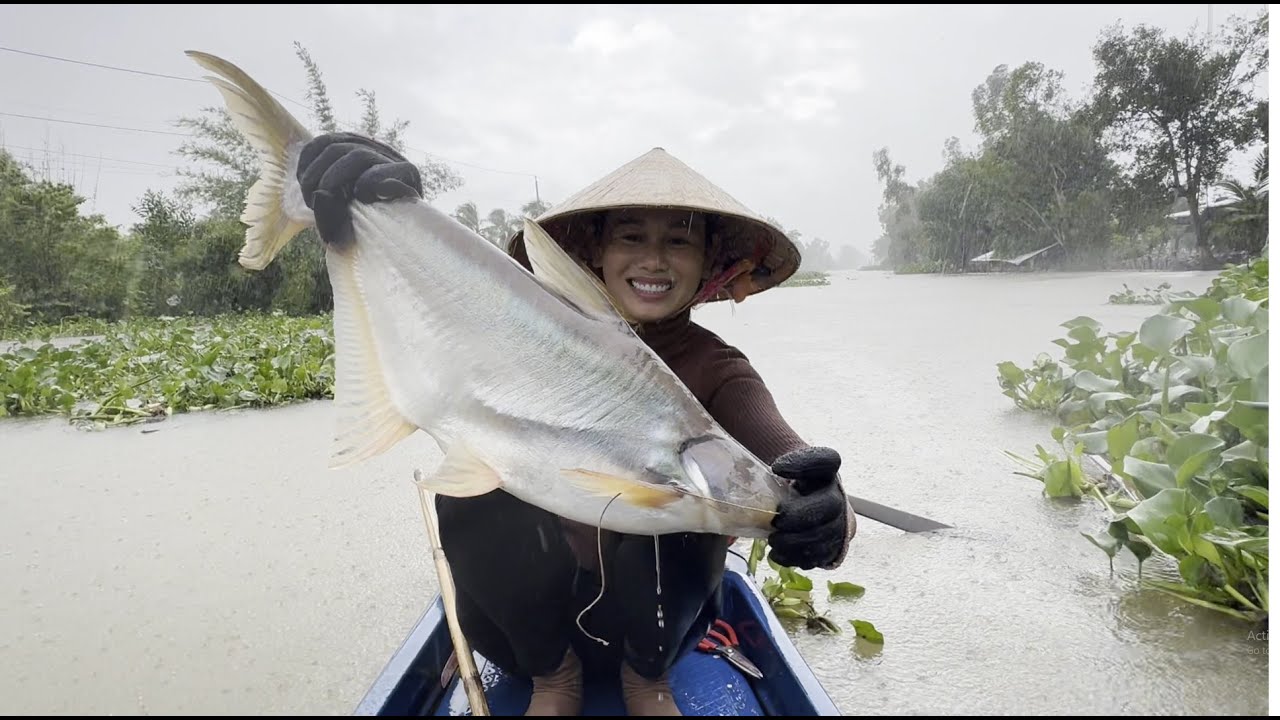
{"left": 0, "top": 2, "right": 1267, "bottom": 260}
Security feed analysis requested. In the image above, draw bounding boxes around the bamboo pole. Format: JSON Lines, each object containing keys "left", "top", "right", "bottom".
{"left": 414, "top": 470, "right": 490, "bottom": 716}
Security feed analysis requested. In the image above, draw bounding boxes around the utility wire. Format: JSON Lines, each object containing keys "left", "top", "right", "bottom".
{"left": 0, "top": 111, "right": 194, "bottom": 137}
{"left": 0, "top": 44, "right": 542, "bottom": 181}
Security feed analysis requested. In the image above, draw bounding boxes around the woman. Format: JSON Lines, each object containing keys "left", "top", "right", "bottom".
{"left": 296, "top": 136, "right": 856, "bottom": 716}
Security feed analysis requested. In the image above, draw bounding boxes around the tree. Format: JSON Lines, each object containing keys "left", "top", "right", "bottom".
{"left": 871, "top": 148, "right": 925, "bottom": 269}
{"left": 1089, "top": 10, "right": 1268, "bottom": 268}
{"left": 0, "top": 151, "right": 134, "bottom": 322}
{"left": 1213, "top": 150, "right": 1269, "bottom": 255}
{"left": 965, "top": 62, "right": 1121, "bottom": 266}
{"left": 453, "top": 201, "right": 480, "bottom": 233}
{"left": 168, "top": 42, "right": 468, "bottom": 314}
{"left": 971, "top": 62, "right": 1069, "bottom": 141}
{"left": 174, "top": 42, "right": 465, "bottom": 220}
{"left": 915, "top": 151, "right": 996, "bottom": 271}
{"left": 521, "top": 199, "right": 551, "bottom": 218}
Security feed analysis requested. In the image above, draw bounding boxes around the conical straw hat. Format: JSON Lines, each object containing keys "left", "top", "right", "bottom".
{"left": 507, "top": 147, "right": 801, "bottom": 304}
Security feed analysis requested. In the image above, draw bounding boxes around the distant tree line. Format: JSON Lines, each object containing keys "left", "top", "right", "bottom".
{"left": 1, "top": 12, "right": 1269, "bottom": 329}
{"left": 871, "top": 10, "right": 1268, "bottom": 273}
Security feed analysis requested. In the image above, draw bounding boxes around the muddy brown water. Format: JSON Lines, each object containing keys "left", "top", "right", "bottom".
{"left": 1, "top": 269, "right": 1267, "bottom": 715}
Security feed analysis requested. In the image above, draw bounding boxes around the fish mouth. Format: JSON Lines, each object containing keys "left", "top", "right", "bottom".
{"left": 627, "top": 277, "right": 674, "bottom": 299}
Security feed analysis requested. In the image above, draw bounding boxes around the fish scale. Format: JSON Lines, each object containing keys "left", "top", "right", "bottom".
{"left": 183, "top": 49, "right": 790, "bottom": 540}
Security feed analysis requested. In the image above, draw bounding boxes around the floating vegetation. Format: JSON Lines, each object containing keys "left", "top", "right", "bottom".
{"left": 1, "top": 312, "right": 335, "bottom": 427}
{"left": 999, "top": 258, "right": 1269, "bottom": 623}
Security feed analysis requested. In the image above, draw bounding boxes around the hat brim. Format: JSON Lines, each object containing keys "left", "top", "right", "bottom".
{"left": 506, "top": 204, "right": 800, "bottom": 304}
{"left": 505, "top": 147, "right": 801, "bottom": 304}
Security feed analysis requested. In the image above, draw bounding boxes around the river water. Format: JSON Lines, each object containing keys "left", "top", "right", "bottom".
{"left": 1, "top": 268, "right": 1268, "bottom": 715}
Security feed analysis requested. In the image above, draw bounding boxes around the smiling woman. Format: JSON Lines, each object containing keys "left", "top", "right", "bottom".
{"left": 594, "top": 208, "right": 709, "bottom": 323}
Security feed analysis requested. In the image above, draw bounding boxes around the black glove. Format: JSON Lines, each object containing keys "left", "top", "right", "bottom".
{"left": 768, "top": 446, "right": 849, "bottom": 570}
{"left": 296, "top": 133, "right": 423, "bottom": 247}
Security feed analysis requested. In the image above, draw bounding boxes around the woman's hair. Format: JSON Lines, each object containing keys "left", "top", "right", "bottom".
{"left": 514, "top": 207, "right": 772, "bottom": 308}
{"left": 541, "top": 208, "right": 731, "bottom": 272}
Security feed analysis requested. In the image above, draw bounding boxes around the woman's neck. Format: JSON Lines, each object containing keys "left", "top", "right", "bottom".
{"left": 634, "top": 308, "right": 693, "bottom": 357}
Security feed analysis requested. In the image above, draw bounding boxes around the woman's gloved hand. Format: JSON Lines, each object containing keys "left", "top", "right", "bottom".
{"left": 295, "top": 133, "right": 423, "bottom": 247}
{"left": 767, "top": 446, "right": 850, "bottom": 570}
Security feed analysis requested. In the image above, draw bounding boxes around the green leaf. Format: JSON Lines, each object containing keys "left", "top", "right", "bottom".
{"left": 1174, "top": 355, "right": 1217, "bottom": 380}
{"left": 1190, "top": 408, "right": 1230, "bottom": 435}
{"left": 1043, "top": 458, "right": 1087, "bottom": 498}
{"left": 828, "top": 581, "right": 866, "bottom": 599}
{"left": 1221, "top": 296, "right": 1261, "bottom": 325}
{"left": 1124, "top": 488, "right": 1202, "bottom": 556}
{"left": 1253, "top": 364, "right": 1268, "bottom": 403}
{"left": 1082, "top": 530, "right": 1120, "bottom": 558}
{"left": 997, "top": 361, "right": 1027, "bottom": 386}
{"left": 1166, "top": 433, "right": 1225, "bottom": 486}
{"left": 761, "top": 577, "right": 782, "bottom": 599}
{"left": 1227, "top": 332, "right": 1268, "bottom": 380}
{"left": 1139, "top": 315, "right": 1195, "bottom": 354}
{"left": 1061, "top": 316, "right": 1102, "bottom": 333}
{"left": 1126, "top": 539, "right": 1153, "bottom": 563}
{"left": 784, "top": 572, "right": 813, "bottom": 592}
{"left": 1223, "top": 402, "right": 1269, "bottom": 445}
{"left": 1204, "top": 497, "right": 1245, "bottom": 529}
{"left": 849, "top": 619, "right": 884, "bottom": 644}
{"left": 1232, "top": 485, "right": 1268, "bottom": 510}
{"left": 1113, "top": 331, "right": 1138, "bottom": 350}
{"left": 748, "top": 538, "right": 766, "bottom": 576}
{"left": 1072, "top": 370, "right": 1120, "bottom": 392}
{"left": 1074, "top": 430, "right": 1110, "bottom": 455}
{"left": 1178, "top": 297, "right": 1222, "bottom": 323}
{"left": 1122, "top": 456, "right": 1176, "bottom": 497}
{"left": 1087, "top": 392, "right": 1134, "bottom": 417}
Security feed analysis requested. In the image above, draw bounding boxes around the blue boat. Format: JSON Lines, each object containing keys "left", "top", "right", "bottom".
{"left": 355, "top": 549, "right": 842, "bottom": 716}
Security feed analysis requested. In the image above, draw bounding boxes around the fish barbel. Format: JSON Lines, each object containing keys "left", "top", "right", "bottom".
{"left": 184, "top": 50, "right": 789, "bottom": 538}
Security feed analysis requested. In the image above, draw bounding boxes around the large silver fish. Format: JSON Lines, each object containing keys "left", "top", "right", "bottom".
{"left": 185, "top": 50, "right": 789, "bottom": 538}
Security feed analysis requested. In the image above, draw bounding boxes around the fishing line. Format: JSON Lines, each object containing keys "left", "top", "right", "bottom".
{"left": 576, "top": 492, "right": 622, "bottom": 646}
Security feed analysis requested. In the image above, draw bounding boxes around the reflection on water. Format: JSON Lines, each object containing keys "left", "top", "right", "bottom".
{"left": 0, "top": 269, "right": 1266, "bottom": 715}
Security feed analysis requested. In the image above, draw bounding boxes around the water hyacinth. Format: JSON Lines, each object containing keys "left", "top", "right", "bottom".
{"left": 1, "top": 312, "right": 335, "bottom": 427}
{"left": 999, "top": 258, "right": 1269, "bottom": 623}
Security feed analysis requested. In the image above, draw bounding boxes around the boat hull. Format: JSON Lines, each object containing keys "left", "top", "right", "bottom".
{"left": 354, "top": 550, "right": 841, "bottom": 716}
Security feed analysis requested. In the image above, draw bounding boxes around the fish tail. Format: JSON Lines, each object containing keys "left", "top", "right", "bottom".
{"left": 185, "top": 51, "right": 315, "bottom": 271}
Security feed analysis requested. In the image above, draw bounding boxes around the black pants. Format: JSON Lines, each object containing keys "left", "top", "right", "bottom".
{"left": 435, "top": 490, "right": 730, "bottom": 680}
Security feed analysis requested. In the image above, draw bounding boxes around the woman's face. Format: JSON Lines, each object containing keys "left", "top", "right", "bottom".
{"left": 596, "top": 209, "right": 708, "bottom": 323}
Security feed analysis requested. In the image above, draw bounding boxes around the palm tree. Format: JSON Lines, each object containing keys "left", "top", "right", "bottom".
{"left": 1213, "top": 151, "right": 1269, "bottom": 255}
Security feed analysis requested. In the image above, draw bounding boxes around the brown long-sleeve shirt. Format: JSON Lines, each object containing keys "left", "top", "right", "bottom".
{"left": 560, "top": 308, "right": 855, "bottom": 570}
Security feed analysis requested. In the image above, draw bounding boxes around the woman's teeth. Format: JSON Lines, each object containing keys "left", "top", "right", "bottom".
{"left": 629, "top": 279, "right": 672, "bottom": 294}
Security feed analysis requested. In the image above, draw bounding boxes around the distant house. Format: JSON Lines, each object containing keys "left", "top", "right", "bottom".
{"left": 968, "top": 241, "right": 1066, "bottom": 272}
{"left": 1163, "top": 194, "right": 1241, "bottom": 253}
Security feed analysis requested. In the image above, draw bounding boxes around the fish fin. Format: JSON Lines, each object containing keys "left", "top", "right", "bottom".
{"left": 561, "top": 469, "right": 684, "bottom": 508}
{"left": 415, "top": 444, "right": 505, "bottom": 498}
{"left": 522, "top": 217, "right": 638, "bottom": 327}
{"left": 185, "top": 50, "right": 315, "bottom": 271}
{"left": 326, "top": 246, "right": 418, "bottom": 469}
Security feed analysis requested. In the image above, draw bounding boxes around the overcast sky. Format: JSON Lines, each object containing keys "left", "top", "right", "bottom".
{"left": 0, "top": 4, "right": 1269, "bottom": 259}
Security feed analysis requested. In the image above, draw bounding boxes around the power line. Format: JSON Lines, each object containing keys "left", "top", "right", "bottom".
{"left": 0, "top": 45, "right": 312, "bottom": 112}
{"left": 1, "top": 44, "right": 543, "bottom": 181}
{"left": 1, "top": 110, "right": 539, "bottom": 178}
{"left": 0, "top": 46, "right": 207, "bottom": 83}
{"left": 0, "top": 111, "right": 193, "bottom": 137}
{"left": 1, "top": 143, "right": 182, "bottom": 169}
